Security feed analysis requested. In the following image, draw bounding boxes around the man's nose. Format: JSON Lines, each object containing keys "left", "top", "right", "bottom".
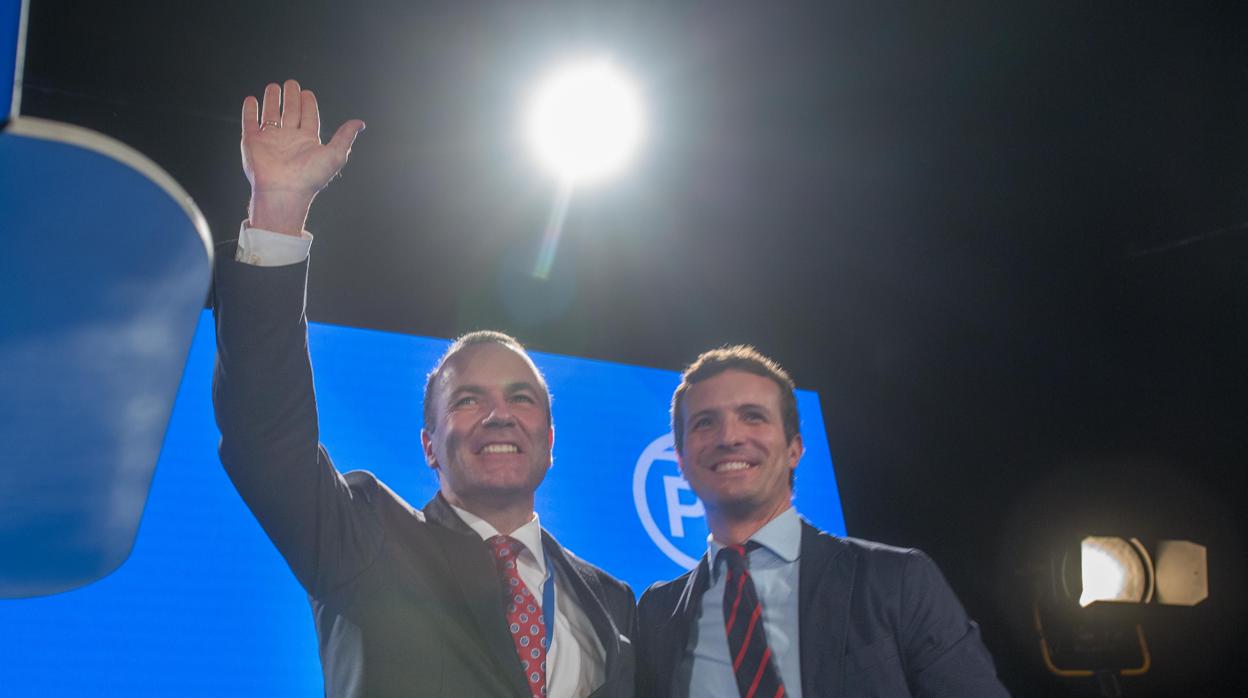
{"left": 716, "top": 417, "right": 745, "bottom": 448}
{"left": 482, "top": 400, "right": 516, "bottom": 427}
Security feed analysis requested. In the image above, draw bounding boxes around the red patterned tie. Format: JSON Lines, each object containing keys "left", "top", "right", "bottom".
{"left": 488, "top": 535, "right": 549, "bottom": 698}
{"left": 722, "top": 543, "right": 787, "bottom": 698}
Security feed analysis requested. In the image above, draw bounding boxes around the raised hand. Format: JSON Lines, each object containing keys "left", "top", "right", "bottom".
{"left": 242, "top": 79, "right": 365, "bottom": 236}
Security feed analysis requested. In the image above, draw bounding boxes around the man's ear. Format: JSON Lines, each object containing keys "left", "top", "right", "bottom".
{"left": 420, "top": 429, "right": 438, "bottom": 470}
{"left": 787, "top": 433, "right": 805, "bottom": 471}
{"left": 548, "top": 424, "right": 555, "bottom": 449}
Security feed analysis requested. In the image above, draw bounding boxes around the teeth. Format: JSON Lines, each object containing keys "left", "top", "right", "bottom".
{"left": 482, "top": 444, "right": 519, "bottom": 454}
{"left": 714, "top": 461, "right": 751, "bottom": 472}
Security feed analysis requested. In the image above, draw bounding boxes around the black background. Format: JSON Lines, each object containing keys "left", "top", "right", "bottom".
{"left": 19, "top": 1, "right": 1247, "bottom": 693}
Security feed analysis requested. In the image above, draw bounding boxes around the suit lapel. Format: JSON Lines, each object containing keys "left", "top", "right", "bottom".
{"left": 423, "top": 495, "right": 531, "bottom": 697}
{"left": 798, "top": 521, "right": 854, "bottom": 698}
{"left": 659, "top": 555, "right": 711, "bottom": 696}
{"left": 542, "top": 530, "right": 625, "bottom": 694}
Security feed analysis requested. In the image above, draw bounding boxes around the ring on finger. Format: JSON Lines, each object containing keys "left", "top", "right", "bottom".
{"left": 261, "top": 120, "right": 281, "bottom": 129}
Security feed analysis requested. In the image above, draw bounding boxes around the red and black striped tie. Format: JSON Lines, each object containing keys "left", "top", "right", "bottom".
{"left": 722, "top": 543, "right": 787, "bottom": 698}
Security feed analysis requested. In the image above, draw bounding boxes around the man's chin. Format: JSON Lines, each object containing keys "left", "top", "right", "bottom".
{"left": 705, "top": 493, "right": 756, "bottom": 515}
{"left": 704, "top": 490, "right": 777, "bottom": 519}
{"left": 465, "top": 474, "right": 547, "bottom": 502}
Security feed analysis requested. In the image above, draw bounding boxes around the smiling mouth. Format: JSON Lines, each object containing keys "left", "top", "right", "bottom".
{"left": 711, "top": 460, "right": 753, "bottom": 472}
{"left": 480, "top": 443, "right": 520, "bottom": 454}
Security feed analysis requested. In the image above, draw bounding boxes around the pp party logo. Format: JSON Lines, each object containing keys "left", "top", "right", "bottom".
{"left": 632, "top": 433, "right": 708, "bottom": 569}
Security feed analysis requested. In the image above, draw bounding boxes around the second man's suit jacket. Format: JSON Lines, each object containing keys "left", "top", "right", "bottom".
{"left": 212, "top": 246, "right": 636, "bottom": 697}
{"left": 636, "top": 520, "right": 1008, "bottom": 697}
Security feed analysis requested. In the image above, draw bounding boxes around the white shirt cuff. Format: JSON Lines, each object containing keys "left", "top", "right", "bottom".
{"left": 235, "top": 221, "right": 313, "bottom": 266}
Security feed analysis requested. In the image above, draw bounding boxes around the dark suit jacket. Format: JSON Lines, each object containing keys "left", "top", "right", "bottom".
{"left": 637, "top": 521, "right": 1008, "bottom": 697}
{"left": 212, "top": 247, "right": 636, "bottom": 697}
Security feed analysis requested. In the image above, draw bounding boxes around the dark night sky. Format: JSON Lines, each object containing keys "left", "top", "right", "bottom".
{"left": 19, "top": 1, "right": 1248, "bottom": 693}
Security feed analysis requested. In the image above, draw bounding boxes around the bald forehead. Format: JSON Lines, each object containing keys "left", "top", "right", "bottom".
{"left": 439, "top": 342, "right": 539, "bottom": 381}
{"left": 431, "top": 342, "right": 551, "bottom": 410}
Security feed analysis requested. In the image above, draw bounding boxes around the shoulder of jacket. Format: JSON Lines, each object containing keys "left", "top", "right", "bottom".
{"left": 639, "top": 567, "right": 695, "bottom": 609}
{"left": 341, "top": 469, "right": 426, "bottom": 522}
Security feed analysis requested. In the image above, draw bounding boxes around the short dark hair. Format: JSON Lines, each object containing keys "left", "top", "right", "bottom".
{"left": 671, "top": 345, "right": 800, "bottom": 456}
{"left": 422, "top": 330, "right": 550, "bottom": 433}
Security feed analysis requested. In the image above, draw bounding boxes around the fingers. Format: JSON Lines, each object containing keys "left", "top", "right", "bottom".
{"left": 256, "top": 80, "right": 314, "bottom": 131}
{"left": 241, "top": 95, "right": 259, "bottom": 137}
{"left": 282, "top": 79, "right": 302, "bottom": 129}
{"left": 260, "top": 83, "right": 281, "bottom": 126}
{"left": 301, "top": 89, "right": 321, "bottom": 138}
{"left": 245, "top": 79, "right": 364, "bottom": 177}
{"left": 327, "top": 119, "right": 367, "bottom": 163}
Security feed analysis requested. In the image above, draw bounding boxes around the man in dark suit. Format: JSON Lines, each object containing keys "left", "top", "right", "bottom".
{"left": 637, "top": 346, "right": 1008, "bottom": 697}
{"left": 214, "top": 79, "right": 635, "bottom": 697}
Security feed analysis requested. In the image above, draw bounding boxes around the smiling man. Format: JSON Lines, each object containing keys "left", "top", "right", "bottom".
{"left": 636, "top": 346, "right": 1009, "bottom": 697}
{"left": 213, "top": 79, "right": 635, "bottom": 697}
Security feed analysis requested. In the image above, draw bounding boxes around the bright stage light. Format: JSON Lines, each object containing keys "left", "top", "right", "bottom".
{"left": 525, "top": 59, "right": 643, "bottom": 184}
{"left": 1079, "top": 537, "right": 1152, "bottom": 607}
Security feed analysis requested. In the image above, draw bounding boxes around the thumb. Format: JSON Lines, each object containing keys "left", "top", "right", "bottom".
{"left": 328, "top": 119, "right": 366, "bottom": 162}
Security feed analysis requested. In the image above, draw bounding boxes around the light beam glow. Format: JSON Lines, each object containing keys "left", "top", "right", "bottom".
{"left": 533, "top": 178, "right": 574, "bottom": 280}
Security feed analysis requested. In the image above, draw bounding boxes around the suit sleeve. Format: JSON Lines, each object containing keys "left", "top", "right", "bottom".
{"left": 898, "top": 550, "right": 1010, "bottom": 697}
{"left": 618, "top": 580, "right": 639, "bottom": 644}
{"left": 635, "top": 583, "right": 674, "bottom": 698}
{"left": 614, "top": 579, "right": 640, "bottom": 698}
{"left": 212, "top": 244, "right": 383, "bottom": 598}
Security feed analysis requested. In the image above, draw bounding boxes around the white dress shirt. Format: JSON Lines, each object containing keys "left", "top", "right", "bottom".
{"left": 449, "top": 505, "right": 605, "bottom": 698}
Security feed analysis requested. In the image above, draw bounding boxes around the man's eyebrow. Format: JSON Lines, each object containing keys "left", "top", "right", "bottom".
{"left": 687, "top": 403, "right": 772, "bottom": 422}
{"left": 686, "top": 408, "right": 719, "bottom": 423}
{"left": 504, "top": 381, "right": 540, "bottom": 394}
{"left": 447, "top": 385, "right": 485, "bottom": 399}
{"left": 445, "top": 382, "right": 543, "bottom": 402}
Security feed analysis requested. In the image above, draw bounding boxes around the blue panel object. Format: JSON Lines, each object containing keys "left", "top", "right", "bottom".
{"left": 0, "top": 117, "right": 212, "bottom": 597}
{"left": 0, "top": 312, "right": 843, "bottom": 694}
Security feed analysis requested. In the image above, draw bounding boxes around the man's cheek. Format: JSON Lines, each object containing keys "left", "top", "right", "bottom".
{"left": 441, "top": 430, "right": 465, "bottom": 465}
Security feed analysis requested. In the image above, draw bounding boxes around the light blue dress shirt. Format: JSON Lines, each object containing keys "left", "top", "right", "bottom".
{"left": 682, "top": 507, "right": 803, "bottom": 698}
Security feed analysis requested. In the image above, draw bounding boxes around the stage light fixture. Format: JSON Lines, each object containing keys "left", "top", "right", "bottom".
{"left": 1035, "top": 535, "right": 1208, "bottom": 692}
{"left": 1054, "top": 536, "right": 1206, "bottom": 610}
{"left": 524, "top": 58, "right": 643, "bottom": 184}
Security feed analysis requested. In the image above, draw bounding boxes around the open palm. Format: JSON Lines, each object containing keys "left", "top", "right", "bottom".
{"left": 241, "top": 80, "right": 364, "bottom": 230}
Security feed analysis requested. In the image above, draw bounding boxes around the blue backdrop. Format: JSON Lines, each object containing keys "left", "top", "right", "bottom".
{"left": 0, "top": 311, "right": 844, "bottom": 694}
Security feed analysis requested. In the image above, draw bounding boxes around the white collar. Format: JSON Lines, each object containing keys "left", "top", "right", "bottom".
{"left": 449, "top": 504, "right": 547, "bottom": 577}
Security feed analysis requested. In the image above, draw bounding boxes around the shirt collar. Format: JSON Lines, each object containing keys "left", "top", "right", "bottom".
{"left": 707, "top": 506, "right": 802, "bottom": 576}
{"left": 448, "top": 504, "right": 547, "bottom": 577}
